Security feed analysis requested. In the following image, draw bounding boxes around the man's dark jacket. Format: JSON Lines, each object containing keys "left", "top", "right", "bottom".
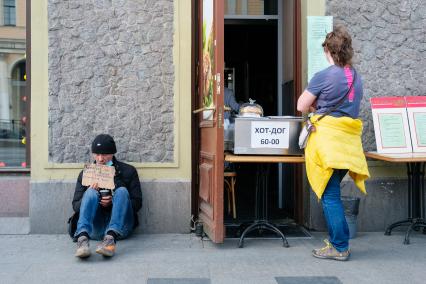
{"left": 72, "top": 157, "right": 142, "bottom": 227}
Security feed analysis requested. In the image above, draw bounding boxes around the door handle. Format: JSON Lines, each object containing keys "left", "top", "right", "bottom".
{"left": 193, "top": 106, "right": 216, "bottom": 114}
{"left": 218, "top": 106, "right": 223, "bottom": 128}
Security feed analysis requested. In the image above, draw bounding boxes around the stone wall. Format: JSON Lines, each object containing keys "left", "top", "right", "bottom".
{"left": 326, "top": 0, "right": 426, "bottom": 150}
{"left": 30, "top": 179, "right": 191, "bottom": 234}
{"left": 309, "top": 178, "right": 408, "bottom": 232}
{"left": 48, "top": 0, "right": 175, "bottom": 163}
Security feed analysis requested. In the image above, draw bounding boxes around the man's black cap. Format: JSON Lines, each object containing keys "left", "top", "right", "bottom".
{"left": 91, "top": 134, "right": 117, "bottom": 154}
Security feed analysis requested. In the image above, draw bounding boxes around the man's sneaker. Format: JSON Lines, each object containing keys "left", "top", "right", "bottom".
{"left": 75, "top": 235, "right": 91, "bottom": 258}
{"left": 312, "top": 239, "right": 350, "bottom": 261}
{"left": 95, "top": 235, "right": 116, "bottom": 257}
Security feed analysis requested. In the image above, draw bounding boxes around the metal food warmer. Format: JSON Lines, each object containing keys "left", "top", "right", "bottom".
{"left": 232, "top": 116, "right": 303, "bottom": 155}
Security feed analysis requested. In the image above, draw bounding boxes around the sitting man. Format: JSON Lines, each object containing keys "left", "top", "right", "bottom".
{"left": 72, "top": 134, "right": 142, "bottom": 258}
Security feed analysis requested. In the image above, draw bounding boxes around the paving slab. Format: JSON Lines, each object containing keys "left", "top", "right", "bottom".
{"left": 0, "top": 232, "right": 425, "bottom": 284}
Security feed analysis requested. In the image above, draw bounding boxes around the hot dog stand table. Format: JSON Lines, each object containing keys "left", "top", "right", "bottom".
{"left": 224, "top": 153, "right": 305, "bottom": 248}
{"left": 365, "top": 151, "right": 426, "bottom": 244}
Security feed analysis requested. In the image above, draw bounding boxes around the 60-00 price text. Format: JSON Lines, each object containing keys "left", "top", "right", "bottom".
{"left": 260, "top": 139, "right": 280, "bottom": 145}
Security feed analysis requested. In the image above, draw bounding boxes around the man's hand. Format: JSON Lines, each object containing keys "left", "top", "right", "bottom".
{"left": 99, "top": 195, "right": 112, "bottom": 207}
{"left": 91, "top": 182, "right": 99, "bottom": 190}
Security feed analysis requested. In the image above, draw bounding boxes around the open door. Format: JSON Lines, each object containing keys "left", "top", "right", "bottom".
{"left": 195, "top": 0, "right": 225, "bottom": 243}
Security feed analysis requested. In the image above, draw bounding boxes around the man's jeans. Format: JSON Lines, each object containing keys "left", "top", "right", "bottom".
{"left": 74, "top": 187, "right": 134, "bottom": 241}
{"left": 322, "top": 169, "right": 349, "bottom": 252}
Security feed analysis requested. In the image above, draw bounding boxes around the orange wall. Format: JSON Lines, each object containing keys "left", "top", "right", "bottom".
{"left": 16, "top": 0, "right": 26, "bottom": 27}
{"left": 0, "top": 27, "right": 25, "bottom": 39}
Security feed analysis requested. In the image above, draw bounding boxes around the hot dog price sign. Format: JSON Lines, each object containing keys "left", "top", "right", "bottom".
{"left": 251, "top": 121, "right": 290, "bottom": 148}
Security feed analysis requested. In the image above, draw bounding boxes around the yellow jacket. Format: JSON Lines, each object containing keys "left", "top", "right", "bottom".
{"left": 305, "top": 115, "right": 370, "bottom": 199}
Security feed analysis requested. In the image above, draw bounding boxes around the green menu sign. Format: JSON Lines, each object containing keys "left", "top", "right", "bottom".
{"left": 414, "top": 112, "right": 426, "bottom": 146}
{"left": 378, "top": 113, "right": 407, "bottom": 148}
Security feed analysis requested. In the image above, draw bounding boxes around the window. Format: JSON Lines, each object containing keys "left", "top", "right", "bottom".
{"left": 0, "top": 0, "right": 28, "bottom": 171}
{"left": 0, "top": 60, "right": 27, "bottom": 168}
{"left": 4, "top": 0, "right": 16, "bottom": 26}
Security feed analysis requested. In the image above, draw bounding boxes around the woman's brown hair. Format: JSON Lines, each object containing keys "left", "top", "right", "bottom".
{"left": 322, "top": 25, "right": 354, "bottom": 67}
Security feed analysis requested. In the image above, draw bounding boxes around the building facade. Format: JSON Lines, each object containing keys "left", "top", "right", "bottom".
{"left": 1, "top": 0, "right": 424, "bottom": 235}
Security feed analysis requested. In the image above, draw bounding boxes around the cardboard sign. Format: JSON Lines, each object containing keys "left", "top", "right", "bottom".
{"left": 406, "top": 96, "right": 426, "bottom": 153}
{"left": 370, "top": 97, "right": 412, "bottom": 153}
{"left": 82, "top": 164, "right": 116, "bottom": 190}
{"left": 250, "top": 121, "right": 290, "bottom": 149}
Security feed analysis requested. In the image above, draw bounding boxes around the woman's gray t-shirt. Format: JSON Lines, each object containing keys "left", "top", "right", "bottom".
{"left": 307, "top": 65, "right": 363, "bottom": 119}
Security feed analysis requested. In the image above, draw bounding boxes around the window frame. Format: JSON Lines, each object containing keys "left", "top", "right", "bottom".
{"left": 0, "top": 60, "right": 29, "bottom": 172}
{"left": 0, "top": 0, "right": 30, "bottom": 173}
{"left": 3, "top": 0, "right": 16, "bottom": 26}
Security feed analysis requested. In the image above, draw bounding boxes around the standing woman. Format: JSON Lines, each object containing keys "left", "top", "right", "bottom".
{"left": 297, "top": 25, "right": 370, "bottom": 261}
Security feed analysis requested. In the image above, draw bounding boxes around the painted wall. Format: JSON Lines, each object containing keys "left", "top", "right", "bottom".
{"left": 0, "top": 27, "right": 25, "bottom": 39}
{"left": 16, "top": 0, "right": 26, "bottom": 27}
{"left": 5, "top": 53, "right": 24, "bottom": 66}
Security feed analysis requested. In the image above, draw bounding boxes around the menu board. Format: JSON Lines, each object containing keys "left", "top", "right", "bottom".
{"left": 370, "top": 97, "right": 412, "bottom": 153}
{"left": 405, "top": 96, "right": 426, "bottom": 153}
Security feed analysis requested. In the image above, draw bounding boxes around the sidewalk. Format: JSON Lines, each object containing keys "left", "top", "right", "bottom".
{"left": 1, "top": 232, "right": 425, "bottom": 284}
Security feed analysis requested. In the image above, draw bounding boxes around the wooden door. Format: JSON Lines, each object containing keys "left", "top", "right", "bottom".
{"left": 195, "top": 0, "right": 225, "bottom": 243}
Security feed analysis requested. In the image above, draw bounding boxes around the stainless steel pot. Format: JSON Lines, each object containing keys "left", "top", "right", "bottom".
{"left": 239, "top": 99, "right": 263, "bottom": 117}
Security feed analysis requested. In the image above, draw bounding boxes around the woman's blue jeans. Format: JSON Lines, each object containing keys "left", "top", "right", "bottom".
{"left": 322, "top": 169, "right": 349, "bottom": 252}
{"left": 74, "top": 187, "right": 134, "bottom": 241}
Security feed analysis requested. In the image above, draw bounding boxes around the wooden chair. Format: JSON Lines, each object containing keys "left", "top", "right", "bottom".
{"left": 224, "top": 171, "right": 237, "bottom": 219}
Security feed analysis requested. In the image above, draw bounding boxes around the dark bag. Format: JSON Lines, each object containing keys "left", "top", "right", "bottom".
{"left": 298, "top": 69, "right": 357, "bottom": 149}
{"left": 67, "top": 212, "right": 79, "bottom": 242}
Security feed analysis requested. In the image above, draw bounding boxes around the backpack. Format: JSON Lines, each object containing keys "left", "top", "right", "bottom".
{"left": 67, "top": 212, "right": 79, "bottom": 242}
